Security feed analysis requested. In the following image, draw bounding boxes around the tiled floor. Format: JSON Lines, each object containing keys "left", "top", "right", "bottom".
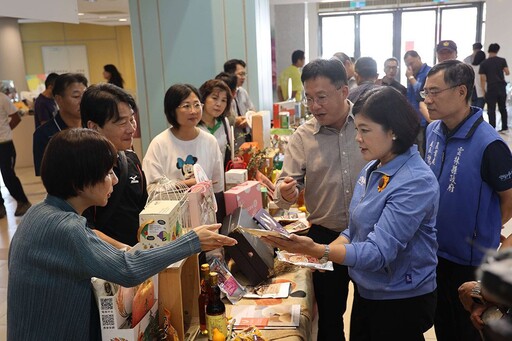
{"left": 1, "top": 111, "right": 512, "bottom": 340}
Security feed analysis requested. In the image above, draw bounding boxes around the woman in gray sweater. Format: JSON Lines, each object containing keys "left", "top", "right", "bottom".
{"left": 7, "top": 128, "right": 236, "bottom": 340}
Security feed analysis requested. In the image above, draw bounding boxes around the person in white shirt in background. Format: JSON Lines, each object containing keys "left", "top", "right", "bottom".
{"left": 0, "top": 91, "right": 31, "bottom": 218}
{"left": 142, "top": 83, "right": 224, "bottom": 194}
{"left": 198, "top": 79, "right": 234, "bottom": 169}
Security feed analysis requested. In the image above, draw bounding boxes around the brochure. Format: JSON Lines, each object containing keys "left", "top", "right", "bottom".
{"left": 243, "top": 282, "right": 291, "bottom": 299}
{"left": 229, "top": 304, "right": 301, "bottom": 329}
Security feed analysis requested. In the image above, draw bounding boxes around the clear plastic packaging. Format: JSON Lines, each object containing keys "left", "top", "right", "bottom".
{"left": 210, "top": 258, "right": 247, "bottom": 304}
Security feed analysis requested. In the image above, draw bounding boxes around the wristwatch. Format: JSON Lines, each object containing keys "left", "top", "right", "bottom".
{"left": 471, "top": 283, "right": 487, "bottom": 305}
{"left": 408, "top": 75, "right": 415, "bottom": 80}
{"left": 318, "top": 244, "right": 330, "bottom": 264}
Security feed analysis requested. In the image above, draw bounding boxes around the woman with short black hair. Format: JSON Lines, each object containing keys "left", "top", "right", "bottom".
{"left": 7, "top": 128, "right": 236, "bottom": 340}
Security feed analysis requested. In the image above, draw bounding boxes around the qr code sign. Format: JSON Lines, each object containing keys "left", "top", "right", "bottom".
{"left": 101, "top": 314, "right": 115, "bottom": 329}
{"left": 100, "top": 297, "right": 114, "bottom": 312}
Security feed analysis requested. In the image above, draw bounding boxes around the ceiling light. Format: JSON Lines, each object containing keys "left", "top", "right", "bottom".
{"left": 78, "top": 13, "right": 85, "bottom": 16}
{"left": 119, "top": 18, "right": 127, "bottom": 22}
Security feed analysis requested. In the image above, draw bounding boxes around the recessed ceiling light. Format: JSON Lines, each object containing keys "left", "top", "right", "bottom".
{"left": 78, "top": 13, "right": 84, "bottom": 16}
{"left": 99, "top": 16, "right": 108, "bottom": 19}
{"left": 119, "top": 18, "right": 127, "bottom": 22}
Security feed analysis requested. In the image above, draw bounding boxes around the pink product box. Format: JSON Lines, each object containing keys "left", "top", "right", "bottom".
{"left": 224, "top": 180, "right": 262, "bottom": 217}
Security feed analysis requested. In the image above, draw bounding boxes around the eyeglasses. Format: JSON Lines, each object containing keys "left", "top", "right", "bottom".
{"left": 302, "top": 87, "right": 341, "bottom": 108}
{"left": 177, "top": 102, "right": 203, "bottom": 112}
{"left": 420, "top": 85, "right": 460, "bottom": 99}
{"left": 385, "top": 65, "right": 399, "bottom": 70}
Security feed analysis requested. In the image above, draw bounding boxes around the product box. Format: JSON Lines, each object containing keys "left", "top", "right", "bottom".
{"left": 93, "top": 244, "right": 160, "bottom": 341}
{"left": 220, "top": 207, "right": 274, "bottom": 285}
{"left": 251, "top": 111, "right": 271, "bottom": 149}
{"left": 139, "top": 200, "right": 182, "bottom": 248}
{"left": 224, "top": 180, "right": 263, "bottom": 217}
{"left": 225, "top": 169, "right": 248, "bottom": 185}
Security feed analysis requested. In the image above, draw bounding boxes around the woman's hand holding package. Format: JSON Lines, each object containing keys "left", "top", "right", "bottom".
{"left": 193, "top": 224, "right": 237, "bottom": 251}
{"left": 261, "top": 233, "right": 324, "bottom": 258}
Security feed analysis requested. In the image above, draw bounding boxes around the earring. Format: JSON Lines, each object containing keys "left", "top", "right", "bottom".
{"left": 392, "top": 136, "right": 397, "bottom": 140}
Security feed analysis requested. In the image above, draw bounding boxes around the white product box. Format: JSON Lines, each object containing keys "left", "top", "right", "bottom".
{"left": 139, "top": 200, "right": 182, "bottom": 248}
{"left": 225, "top": 169, "right": 248, "bottom": 185}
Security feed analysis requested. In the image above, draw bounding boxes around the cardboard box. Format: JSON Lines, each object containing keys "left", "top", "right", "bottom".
{"left": 139, "top": 200, "right": 182, "bottom": 248}
{"left": 225, "top": 169, "right": 248, "bottom": 185}
{"left": 100, "top": 299, "right": 159, "bottom": 341}
{"left": 251, "top": 111, "right": 271, "bottom": 149}
{"left": 95, "top": 243, "right": 160, "bottom": 341}
{"left": 224, "top": 180, "right": 262, "bottom": 216}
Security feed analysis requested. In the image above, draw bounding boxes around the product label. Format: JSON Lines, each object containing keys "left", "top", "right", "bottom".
{"left": 206, "top": 313, "right": 227, "bottom": 340}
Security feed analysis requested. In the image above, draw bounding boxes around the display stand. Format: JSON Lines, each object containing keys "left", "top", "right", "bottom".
{"left": 159, "top": 254, "right": 200, "bottom": 341}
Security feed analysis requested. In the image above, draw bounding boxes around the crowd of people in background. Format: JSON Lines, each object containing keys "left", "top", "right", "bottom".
{"left": 3, "top": 40, "right": 512, "bottom": 340}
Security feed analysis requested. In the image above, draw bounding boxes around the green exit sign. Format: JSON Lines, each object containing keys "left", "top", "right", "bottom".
{"left": 350, "top": 1, "right": 366, "bottom": 8}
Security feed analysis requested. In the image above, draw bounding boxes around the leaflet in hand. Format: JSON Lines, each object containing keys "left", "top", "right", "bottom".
{"left": 243, "top": 208, "right": 291, "bottom": 239}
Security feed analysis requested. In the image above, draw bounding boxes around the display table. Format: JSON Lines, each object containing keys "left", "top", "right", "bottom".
{"left": 196, "top": 262, "right": 314, "bottom": 341}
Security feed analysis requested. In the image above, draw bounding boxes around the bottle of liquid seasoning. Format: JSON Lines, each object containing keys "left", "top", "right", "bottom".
{"left": 205, "top": 272, "right": 227, "bottom": 340}
{"left": 198, "top": 263, "right": 210, "bottom": 335}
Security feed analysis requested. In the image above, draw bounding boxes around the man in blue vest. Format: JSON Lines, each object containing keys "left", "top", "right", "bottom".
{"left": 424, "top": 59, "right": 512, "bottom": 341}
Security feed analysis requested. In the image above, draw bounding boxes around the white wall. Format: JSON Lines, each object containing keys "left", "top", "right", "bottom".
{"left": 483, "top": 0, "right": 512, "bottom": 83}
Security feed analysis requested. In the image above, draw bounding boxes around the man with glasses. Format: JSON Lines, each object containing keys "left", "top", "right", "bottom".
{"left": 223, "top": 59, "right": 255, "bottom": 148}
{"left": 377, "top": 57, "right": 407, "bottom": 96}
{"left": 423, "top": 60, "right": 512, "bottom": 341}
{"left": 274, "top": 58, "right": 366, "bottom": 340}
{"left": 404, "top": 50, "right": 432, "bottom": 157}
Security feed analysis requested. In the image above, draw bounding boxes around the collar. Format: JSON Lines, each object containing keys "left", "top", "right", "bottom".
{"left": 368, "top": 145, "right": 419, "bottom": 178}
{"left": 45, "top": 195, "right": 78, "bottom": 214}
{"left": 440, "top": 106, "right": 482, "bottom": 139}
{"left": 205, "top": 118, "right": 223, "bottom": 135}
{"left": 417, "top": 63, "right": 430, "bottom": 76}
{"left": 313, "top": 100, "right": 355, "bottom": 134}
{"left": 53, "top": 112, "right": 69, "bottom": 131}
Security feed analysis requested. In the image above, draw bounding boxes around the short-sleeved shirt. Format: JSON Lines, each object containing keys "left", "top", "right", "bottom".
{"left": 33, "top": 112, "right": 68, "bottom": 176}
{"left": 33, "top": 93, "right": 57, "bottom": 128}
{"left": 84, "top": 151, "right": 148, "bottom": 246}
{"left": 0, "top": 93, "right": 17, "bottom": 142}
{"left": 278, "top": 64, "right": 303, "bottom": 101}
{"left": 479, "top": 56, "right": 508, "bottom": 87}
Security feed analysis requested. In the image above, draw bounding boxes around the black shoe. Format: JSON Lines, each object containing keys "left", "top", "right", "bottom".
{"left": 0, "top": 205, "right": 6, "bottom": 219}
{"left": 14, "top": 201, "right": 31, "bottom": 216}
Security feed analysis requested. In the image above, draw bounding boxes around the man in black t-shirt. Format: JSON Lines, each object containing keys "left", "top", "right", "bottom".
{"left": 80, "top": 84, "right": 148, "bottom": 247}
{"left": 479, "top": 43, "right": 510, "bottom": 131}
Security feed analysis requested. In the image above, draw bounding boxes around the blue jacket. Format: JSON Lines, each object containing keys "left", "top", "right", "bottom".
{"left": 342, "top": 146, "right": 439, "bottom": 300}
{"left": 425, "top": 108, "right": 502, "bottom": 266}
{"left": 406, "top": 63, "right": 431, "bottom": 127}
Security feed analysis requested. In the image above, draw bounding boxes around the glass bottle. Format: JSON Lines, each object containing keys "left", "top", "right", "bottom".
{"left": 205, "top": 272, "right": 227, "bottom": 340}
{"left": 198, "top": 263, "right": 210, "bottom": 335}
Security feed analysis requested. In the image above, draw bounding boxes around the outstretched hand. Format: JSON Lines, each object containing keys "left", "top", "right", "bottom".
{"left": 193, "top": 224, "right": 237, "bottom": 251}
{"left": 261, "top": 233, "right": 319, "bottom": 256}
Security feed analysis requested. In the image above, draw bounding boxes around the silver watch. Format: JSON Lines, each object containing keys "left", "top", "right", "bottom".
{"left": 319, "top": 244, "right": 330, "bottom": 263}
